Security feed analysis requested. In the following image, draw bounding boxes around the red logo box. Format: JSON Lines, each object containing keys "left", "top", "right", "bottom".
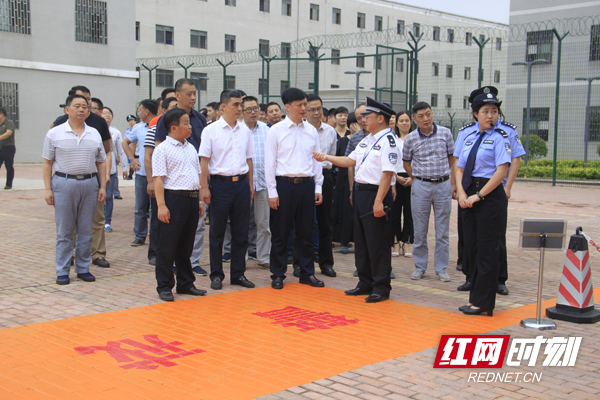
{"left": 434, "top": 335, "right": 510, "bottom": 368}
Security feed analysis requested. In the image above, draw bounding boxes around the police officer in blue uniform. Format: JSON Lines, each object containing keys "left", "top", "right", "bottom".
{"left": 313, "top": 98, "right": 400, "bottom": 303}
{"left": 455, "top": 90, "right": 512, "bottom": 316}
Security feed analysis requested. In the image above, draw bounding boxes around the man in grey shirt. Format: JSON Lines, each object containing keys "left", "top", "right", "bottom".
{"left": 345, "top": 103, "right": 368, "bottom": 205}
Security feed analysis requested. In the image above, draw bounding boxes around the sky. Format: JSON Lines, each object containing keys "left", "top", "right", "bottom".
{"left": 392, "top": 0, "right": 511, "bottom": 25}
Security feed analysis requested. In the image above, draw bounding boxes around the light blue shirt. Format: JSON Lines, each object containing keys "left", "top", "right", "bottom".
{"left": 246, "top": 120, "right": 269, "bottom": 192}
{"left": 495, "top": 120, "right": 526, "bottom": 185}
{"left": 127, "top": 123, "right": 148, "bottom": 176}
{"left": 456, "top": 122, "right": 511, "bottom": 179}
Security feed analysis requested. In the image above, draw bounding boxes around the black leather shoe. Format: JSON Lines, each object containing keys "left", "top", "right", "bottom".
{"left": 457, "top": 281, "right": 472, "bottom": 291}
{"left": 131, "top": 238, "right": 145, "bottom": 246}
{"left": 176, "top": 287, "right": 207, "bottom": 296}
{"left": 286, "top": 253, "right": 293, "bottom": 265}
{"left": 159, "top": 291, "right": 174, "bottom": 301}
{"left": 293, "top": 265, "right": 301, "bottom": 277}
{"left": 462, "top": 306, "right": 493, "bottom": 316}
{"left": 271, "top": 276, "right": 284, "bottom": 289}
{"left": 366, "top": 293, "right": 389, "bottom": 303}
{"left": 210, "top": 278, "right": 222, "bottom": 290}
{"left": 92, "top": 258, "right": 110, "bottom": 268}
{"left": 148, "top": 257, "right": 156, "bottom": 265}
{"left": 114, "top": 195, "right": 123, "bottom": 200}
{"left": 299, "top": 275, "right": 325, "bottom": 287}
{"left": 456, "top": 263, "right": 463, "bottom": 271}
{"left": 320, "top": 266, "right": 337, "bottom": 277}
{"left": 345, "top": 287, "right": 371, "bottom": 296}
{"left": 231, "top": 276, "right": 255, "bottom": 288}
{"left": 497, "top": 284, "right": 509, "bottom": 296}
{"left": 458, "top": 304, "right": 472, "bottom": 312}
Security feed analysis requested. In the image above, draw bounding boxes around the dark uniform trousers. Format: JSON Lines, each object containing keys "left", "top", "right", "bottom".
{"left": 150, "top": 196, "right": 160, "bottom": 259}
{"left": 354, "top": 184, "right": 393, "bottom": 296}
{"left": 155, "top": 192, "right": 199, "bottom": 293}
{"left": 315, "top": 170, "right": 335, "bottom": 269}
{"left": 209, "top": 177, "right": 250, "bottom": 281}
{"left": 0, "top": 145, "right": 16, "bottom": 187}
{"left": 270, "top": 178, "right": 316, "bottom": 278}
{"left": 462, "top": 182, "right": 507, "bottom": 310}
{"left": 390, "top": 173, "right": 413, "bottom": 245}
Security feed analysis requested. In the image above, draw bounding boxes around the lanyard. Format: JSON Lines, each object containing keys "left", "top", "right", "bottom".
{"left": 360, "top": 129, "right": 391, "bottom": 167}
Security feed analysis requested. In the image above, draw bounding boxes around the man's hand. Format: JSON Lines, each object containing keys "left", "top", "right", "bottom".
{"left": 123, "top": 171, "right": 128, "bottom": 180}
{"left": 373, "top": 200, "right": 385, "bottom": 218}
{"left": 250, "top": 187, "right": 255, "bottom": 202}
{"left": 349, "top": 190, "right": 353, "bottom": 207}
{"left": 98, "top": 188, "right": 106, "bottom": 202}
{"left": 402, "top": 177, "right": 413, "bottom": 187}
{"left": 202, "top": 187, "right": 211, "bottom": 205}
{"left": 315, "top": 193, "right": 323, "bottom": 205}
{"left": 505, "top": 186, "right": 512, "bottom": 200}
{"left": 45, "top": 189, "right": 54, "bottom": 206}
{"left": 391, "top": 184, "right": 397, "bottom": 201}
{"left": 130, "top": 159, "right": 141, "bottom": 171}
{"left": 466, "top": 194, "right": 480, "bottom": 208}
{"left": 199, "top": 202, "right": 205, "bottom": 219}
{"left": 451, "top": 183, "right": 458, "bottom": 200}
{"left": 269, "top": 197, "right": 279, "bottom": 210}
{"left": 158, "top": 205, "right": 170, "bottom": 223}
{"left": 312, "top": 152, "right": 328, "bottom": 162}
{"left": 458, "top": 192, "right": 469, "bottom": 209}
{"left": 147, "top": 180, "right": 155, "bottom": 197}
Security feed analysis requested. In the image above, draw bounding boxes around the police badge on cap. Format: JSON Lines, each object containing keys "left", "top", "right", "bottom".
{"left": 469, "top": 86, "right": 502, "bottom": 111}
{"left": 468, "top": 86, "right": 498, "bottom": 104}
{"left": 361, "top": 97, "right": 395, "bottom": 117}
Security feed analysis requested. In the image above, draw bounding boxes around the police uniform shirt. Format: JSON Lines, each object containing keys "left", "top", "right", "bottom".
{"left": 496, "top": 120, "right": 526, "bottom": 185}
{"left": 456, "top": 125, "right": 512, "bottom": 178}
{"left": 316, "top": 122, "right": 338, "bottom": 170}
{"left": 348, "top": 128, "right": 399, "bottom": 185}
{"left": 198, "top": 116, "right": 255, "bottom": 176}
{"left": 265, "top": 116, "right": 325, "bottom": 198}
{"left": 153, "top": 136, "right": 201, "bottom": 191}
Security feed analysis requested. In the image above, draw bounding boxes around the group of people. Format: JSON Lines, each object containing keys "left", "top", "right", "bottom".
{"left": 42, "top": 80, "right": 523, "bottom": 315}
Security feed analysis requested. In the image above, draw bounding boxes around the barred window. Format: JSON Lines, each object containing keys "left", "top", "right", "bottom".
{"left": 590, "top": 25, "right": 600, "bottom": 61}
{"left": 225, "top": 34, "right": 235, "bottom": 52}
{"left": 258, "top": 78, "right": 266, "bottom": 95}
{"left": 331, "top": 84, "right": 340, "bottom": 89}
{"left": 135, "top": 66, "right": 140, "bottom": 86}
{"left": 446, "top": 65, "right": 453, "bottom": 78}
{"left": 191, "top": 30, "right": 207, "bottom": 49}
{"left": 447, "top": 29, "right": 454, "bottom": 43}
{"left": 260, "top": 0, "right": 269, "bottom": 12}
{"left": 0, "top": 82, "right": 19, "bottom": 129}
{"left": 75, "top": 0, "right": 107, "bottom": 44}
{"left": 308, "top": 82, "right": 314, "bottom": 90}
{"left": 523, "top": 107, "right": 550, "bottom": 141}
{"left": 374, "top": 16, "right": 382, "bottom": 32}
{"left": 446, "top": 95, "right": 452, "bottom": 108}
{"left": 375, "top": 55, "right": 382, "bottom": 70}
{"left": 280, "top": 80, "right": 290, "bottom": 94}
{"left": 526, "top": 30, "right": 553, "bottom": 63}
{"left": 281, "top": 42, "right": 291, "bottom": 58}
{"left": 432, "top": 63, "right": 439, "bottom": 76}
{"left": 463, "top": 97, "right": 469, "bottom": 110}
{"left": 433, "top": 26, "right": 440, "bottom": 41}
{"left": 332, "top": 8, "right": 341, "bottom": 25}
{"left": 494, "top": 70, "right": 501, "bottom": 83}
{"left": 0, "top": 0, "right": 31, "bottom": 34}
{"left": 281, "top": 0, "right": 291, "bottom": 16}
{"left": 225, "top": 0, "right": 235, "bottom": 6}
{"left": 395, "top": 58, "right": 403, "bottom": 72}
{"left": 431, "top": 93, "right": 438, "bottom": 108}
{"left": 156, "top": 25, "right": 173, "bottom": 45}
{"left": 466, "top": 32, "right": 472, "bottom": 46}
{"left": 190, "top": 72, "right": 207, "bottom": 91}
{"left": 413, "top": 23, "right": 420, "bottom": 37}
{"left": 309, "top": 4, "right": 319, "bottom": 21}
{"left": 135, "top": 21, "right": 139, "bottom": 41}
{"left": 357, "top": 12, "right": 365, "bottom": 29}
{"left": 356, "top": 52, "right": 365, "bottom": 68}
{"left": 156, "top": 69, "right": 173, "bottom": 87}
{"left": 397, "top": 20, "right": 404, "bottom": 35}
{"left": 331, "top": 49, "right": 340, "bottom": 65}
{"left": 225, "top": 75, "right": 235, "bottom": 89}
{"left": 496, "top": 38, "right": 502, "bottom": 51}
{"left": 259, "top": 39, "right": 269, "bottom": 57}
{"left": 464, "top": 67, "right": 471, "bottom": 80}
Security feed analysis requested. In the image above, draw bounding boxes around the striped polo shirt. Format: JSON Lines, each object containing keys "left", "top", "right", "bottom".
{"left": 42, "top": 121, "right": 107, "bottom": 175}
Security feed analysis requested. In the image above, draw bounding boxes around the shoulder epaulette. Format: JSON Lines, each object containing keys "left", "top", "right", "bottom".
{"left": 494, "top": 128, "right": 509, "bottom": 138}
{"left": 459, "top": 122, "right": 476, "bottom": 131}
{"left": 387, "top": 134, "right": 396, "bottom": 147}
{"left": 500, "top": 120, "right": 517, "bottom": 129}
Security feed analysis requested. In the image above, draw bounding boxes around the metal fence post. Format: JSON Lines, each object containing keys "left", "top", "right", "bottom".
{"left": 176, "top": 62, "right": 194, "bottom": 78}
{"left": 141, "top": 64, "right": 158, "bottom": 99}
{"left": 473, "top": 37, "right": 490, "bottom": 88}
{"left": 216, "top": 59, "right": 233, "bottom": 91}
{"left": 308, "top": 42, "right": 324, "bottom": 95}
{"left": 551, "top": 29, "right": 569, "bottom": 186}
{"left": 260, "top": 55, "right": 278, "bottom": 103}
{"left": 407, "top": 33, "right": 425, "bottom": 108}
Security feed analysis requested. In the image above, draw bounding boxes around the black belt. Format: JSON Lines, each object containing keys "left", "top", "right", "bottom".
{"left": 355, "top": 183, "right": 379, "bottom": 191}
{"left": 276, "top": 176, "right": 313, "bottom": 184}
{"left": 397, "top": 172, "right": 409, "bottom": 178}
{"left": 471, "top": 177, "right": 490, "bottom": 187}
{"left": 210, "top": 174, "right": 246, "bottom": 182}
{"left": 322, "top": 168, "right": 332, "bottom": 175}
{"left": 165, "top": 189, "right": 199, "bottom": 198}
{"left": 414, "top": 175, "right": 449, "bottom": 183}
{"left": 55, "top": 172, "right": 97, "bottom": 181}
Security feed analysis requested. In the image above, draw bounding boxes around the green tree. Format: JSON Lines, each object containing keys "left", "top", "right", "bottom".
{"left": 524, "top": 134, "right": 548, "bottom": 160}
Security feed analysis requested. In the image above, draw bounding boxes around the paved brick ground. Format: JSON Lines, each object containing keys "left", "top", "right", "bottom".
{"left": 1, "top": 164, "right": 599, "bottom": 399}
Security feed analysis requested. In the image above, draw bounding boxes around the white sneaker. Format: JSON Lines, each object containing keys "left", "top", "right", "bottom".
{"left": 410, "top": 269, "right": 424, "bottom": 280}
{"left": 437, "top": 271, "right": 451, "bottom": 282}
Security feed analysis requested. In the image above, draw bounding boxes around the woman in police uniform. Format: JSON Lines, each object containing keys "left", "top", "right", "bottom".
{"left": 454, "top": 90, "right": 511, "bottom": 316}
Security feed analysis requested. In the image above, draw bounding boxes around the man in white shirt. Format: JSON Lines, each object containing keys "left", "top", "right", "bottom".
{"left": 265, "top": 88, "right": 324, "bottom": 290}
{"left": 200, "top": 89, "right": 256, "bottom": 291}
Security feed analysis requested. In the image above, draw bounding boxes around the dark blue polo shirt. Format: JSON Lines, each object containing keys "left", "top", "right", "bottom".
{"left": 154, "top": 105, "right": 207, "bottom": 152}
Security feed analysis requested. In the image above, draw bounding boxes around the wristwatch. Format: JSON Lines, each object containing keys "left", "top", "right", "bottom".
{"left": 476, "top": 191, "right": 484, "bottom": 201}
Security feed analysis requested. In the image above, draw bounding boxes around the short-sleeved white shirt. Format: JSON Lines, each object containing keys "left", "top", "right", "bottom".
{"left": 152, "top": 136, "right": 201, "bottom": 190}
{"left": 348, "top": 128, "right": 399, "bottom": 186}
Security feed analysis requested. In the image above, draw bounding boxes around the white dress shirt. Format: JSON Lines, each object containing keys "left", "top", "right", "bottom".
{"left": 314, "top": 122, "right": 338, "bottom": 170}
{"left": 265, "top": 116, "right": 324, "bottom": 198}
{"left": 153, "top": 136, "right": 201, "bottom": 190}
{"left": 348, "top": 128, "right": 399, "bottom": 186}
{"left": 395, "top": 135, "right": 407, "bottom": 174}
{"left": 109, "top": 126, "right": 127, "bottom": 175}
{"left": 198, "top": 116, "right": 255, "bottom": 176}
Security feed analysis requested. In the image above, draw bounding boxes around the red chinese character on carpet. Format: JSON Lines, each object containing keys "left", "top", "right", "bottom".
{"left": 253, "top": 306, "right": 359, "bottom": 332}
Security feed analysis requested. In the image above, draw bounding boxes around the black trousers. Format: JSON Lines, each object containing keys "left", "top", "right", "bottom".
{"left": 149, "top": 196, "right": 159, "bottom": 260}
{"left": 498, "top": 205, "right": 508, "bottom": 284}
{"left": 270, "top": 179, "right": 315, "bottom": 278}
{"left": 209, "top": 178, "right": 250, "bottom": 281}
{"left": 457, "top": 204, "right": 470, "bottom": 280}
{"left": 354, "top": 185, "right": 392, "bottom": 296}
{"left": 462, "top": 183, "right": 507, "bottom": 310}
{"left": 155, "top": 192, "right": 199, "bottom": 293}
{"left": 0, "top": 145, "right": 15, "bottom": 187}
{"left": 315, "top": 172, "right": 334, "bottom": 269}
{"left": 390, "top": 174, "right": 413, "bottom": 245}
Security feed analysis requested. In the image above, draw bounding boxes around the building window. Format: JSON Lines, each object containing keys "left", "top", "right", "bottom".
{"left": 479, "top": 34, "right": 485, "bottom": 43}
{"left": 156, "top": 25, "right": 173, "bottom": 45}
{"left": 190, "top": 72, "right": 208, "bottom": 91}
{"left": 308, "top": 82, "right": 314, "bottom": 90}
{"left": 281, "top": 42, "right": 291, "bottom": 58}
{"left": 191, "top": 30, "right": 207, "bottom": 49}
{"left": 225, "top": 0, "right": 235, "bottom": 6}
{"left": 135, "top": 21, "right": 140, "bottom": 41}
{"left": 331, "top": 84, "right": 340, "bottom": 89}
{"left": 466, "top": 32, "right": 472, "bottom": 46}
{"left": 463, "top": 97, "right": 469, "bottom": 109}
{"left": 258, "top": 78, "right": 266, "bottom": 95}
{"left": 156, "top": 69, "right": 174, "bottom": 88}
{"left": 309, "top": 4, "right": 319, "bottom": 21}
{"left": 75, "top": 0, "right": 107, "bottom": 44}
{"left": 526, "top": 30, "right": 553, "bottom": 63}
{"left": 397, "top": 20, "right": 404, "bottom": 35}
{"left": 331, "top": 49, "right": 340, "bottom": 65}
{"left": 0, "top": 82, "right": 19, "bottom": 129}
{"left": 446, "top": 95, "right": 452, "bottom": 108}
{"left": 494, "top": 70, "right": 501, "bottom": 83}
{"left": 446, "top": 65, "right": 453, "bottom": 78}
{"left": 225, "top": 75, "right": 236, "bottom": 90}
{"left": 0, "top": 0, "right": 30, "bottom": 34}
{"left": 375, "top": 56, "right": 382, "bottom": 70}
{"left": 433, "top": 26, "right": 440, "bottom": 41}
{"left": 589, "top": 25, "right": 600, "bottom": 61}
{"left": 332, "top": 7, "right": 341, "bottom": 24}
{"left": 590, "top": 106, "right": 600, "bottom": 141}
{"left": 259, "top": 39, "right": 270, "bottom": 57}
{"left": 431, "top": 93, "right": 438, "bottom": 108}
{"left": 260, "top": 0, "right": 269, "bottom": 12}
{"left": 282, "top": 0, "right": 291, "bottom": 16}
{"left": 357, "top": 12, "right": 365, "bottom": 29}
{"left": 356, "top": 52, "right": 365, "bottom": 68}
{"left": 496, "top": 38, "right": 502, "bottom": 51}
{"left": 464, "top": 67, "right": 471, "bottom": 80}
{"left": 280, "top": 80, "right": 290, "bottom": 94}
{"left": 396, "top": 58, "right": 404, "bottom": 72}
{"left": 135, "top": 67, "right": 140, "bottom": 86}
{"left": 375, "top": 16, "right": 383, "bottom": 32}
{"left": 413, "top": 23, "right": 420, "bottom": 37}
{"left": 432, "top": 63, "right": 439, "bottom": 76}
{"left": 523, "top": 107, "right": 550, "bottom": 141}
{"left": 225, "top": 34, "right": 236, "bottom": 52}
{"left": 447, "top": 29, "right": 454, "bottom": 43}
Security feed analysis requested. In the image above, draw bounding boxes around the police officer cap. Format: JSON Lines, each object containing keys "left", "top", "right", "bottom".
{"left": 471, "top": 92, "right": 502, "bottom": 111}
{"left": 126, "top": 114, "right": 136, "bottom": 121}
{"left": 361, "top": 97, "right": 395, "bottom": 117}
{"left": 468, "top": 86, "right": 498, "bottom": 104}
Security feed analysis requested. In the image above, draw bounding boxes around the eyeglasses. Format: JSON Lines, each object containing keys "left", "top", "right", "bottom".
{"left": 91, "top": 107, "right": 100, "bottom": 111}
{"left": 307, "top": 107, "right": 323, "bottom": 113}
{"left": 243, "top": 106, "right": 260, "bottom": 113}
